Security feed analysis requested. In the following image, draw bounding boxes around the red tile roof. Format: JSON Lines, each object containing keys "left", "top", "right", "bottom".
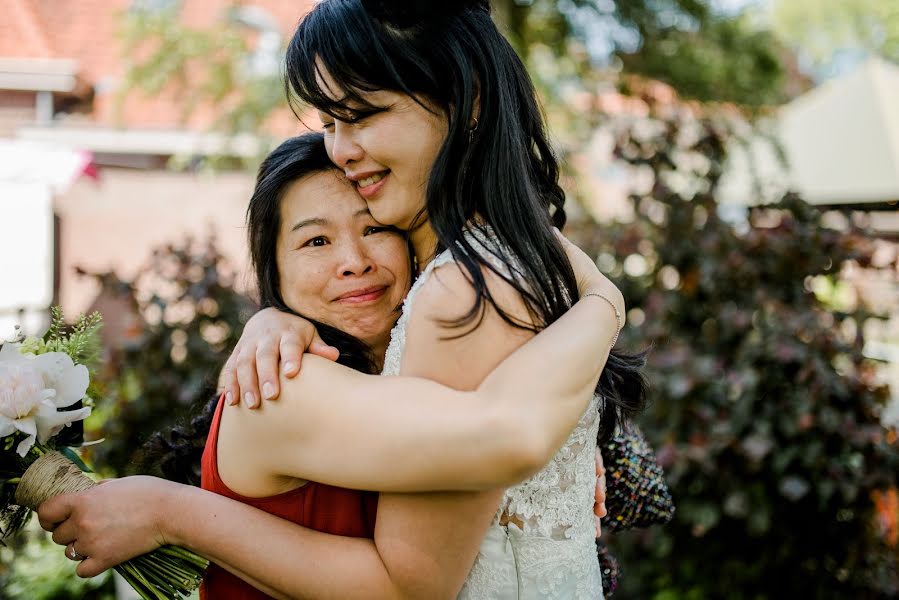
{"left": 3, "top": 0, "right": 316, "bottom": 134}
{"left": 1, "top": 0, "right": 55, "bottom": 58}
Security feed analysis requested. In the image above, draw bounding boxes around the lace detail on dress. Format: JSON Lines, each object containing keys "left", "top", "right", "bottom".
{"left": 498, "top": 393, "right": 601, "bottom": 540}
{"left": 382, "top": 228, "right": 603, "bottom": 599}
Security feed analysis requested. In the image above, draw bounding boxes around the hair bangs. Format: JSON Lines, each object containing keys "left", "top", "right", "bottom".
{"left": 286, "top": 0, "right": 435, "bottom": 120}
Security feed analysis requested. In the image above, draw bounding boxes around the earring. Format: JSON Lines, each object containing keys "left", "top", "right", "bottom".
{"left": 468, "top": 117, "right": 479, "bottom": 144}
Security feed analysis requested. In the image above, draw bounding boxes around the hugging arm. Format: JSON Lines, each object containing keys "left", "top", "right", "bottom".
{"left": 40, "top": 477, "right": 444, "bottom": 599}
{"left": 221, "top": 289, "right": 619, "bottom": 492}
{"left": 39, "top": 258, "right": 613, "bottom": 600}
{"left": 180, "top": 256, "right": 552, "bottom": 598}
{"left": 222, "top": 237, "right": 624, "bottom": 492}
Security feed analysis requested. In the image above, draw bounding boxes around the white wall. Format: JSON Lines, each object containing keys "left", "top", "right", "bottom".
{"left": 0, "top": 182, "right": 53, "bottom": 339}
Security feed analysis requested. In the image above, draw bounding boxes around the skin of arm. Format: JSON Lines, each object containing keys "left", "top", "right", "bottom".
{"left": 221, "top": 226, "right": 623, "bottom": 495}
{"left": 216, "top": 268, "right": 619, "bottom": 494}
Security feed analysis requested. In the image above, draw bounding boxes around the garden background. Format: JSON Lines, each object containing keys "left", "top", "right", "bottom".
{"left": 1, "top": 0, "right": 898, "bottom": 598}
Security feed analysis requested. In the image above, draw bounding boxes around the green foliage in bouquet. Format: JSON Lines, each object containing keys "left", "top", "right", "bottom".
{"left": 571, "top": 82, "right": 899, "bottom": 597}
{"left": 19, "top": 308, "right": 104, "bottom": 369}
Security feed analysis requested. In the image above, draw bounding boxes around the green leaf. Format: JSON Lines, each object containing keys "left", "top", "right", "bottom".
{"left": 59, "top": 447, "right": 94, "bottom": 474}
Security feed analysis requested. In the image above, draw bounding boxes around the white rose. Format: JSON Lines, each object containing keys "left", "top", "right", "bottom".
{"left": 0, "top": 344, "right": 91, "bottom": 456}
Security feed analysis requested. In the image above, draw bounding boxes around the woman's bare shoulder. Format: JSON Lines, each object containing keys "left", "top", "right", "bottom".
{"left": 402, "top": 259, "right": 536, "bottom": 390}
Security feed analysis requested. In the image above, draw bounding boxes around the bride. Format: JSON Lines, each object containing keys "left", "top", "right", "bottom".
{"left": 220, "top": 0, "right": 646, "bottom": 597}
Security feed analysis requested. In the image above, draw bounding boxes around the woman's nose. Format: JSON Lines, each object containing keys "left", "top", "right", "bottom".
{"left": 330, "top": 122, "right": 365, "bottom": 168}
{"left": 338, "top": 241, "right": 375, "bottom": 277}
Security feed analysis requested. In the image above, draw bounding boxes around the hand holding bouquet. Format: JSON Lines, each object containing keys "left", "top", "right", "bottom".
{"left": 1, "top": 309, "right": 207, "bottom": 600}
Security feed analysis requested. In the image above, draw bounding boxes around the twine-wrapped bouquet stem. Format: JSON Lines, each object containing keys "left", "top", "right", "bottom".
{"left": 16, "top": 451, "right": 207, "bottom": 600}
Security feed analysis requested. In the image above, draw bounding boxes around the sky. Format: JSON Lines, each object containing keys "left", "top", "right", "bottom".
{"left": 578, "top": 0, "right": 774, "bottom": 65}
{"left": 712, "top": 0, "right": 770, "bottom": 16}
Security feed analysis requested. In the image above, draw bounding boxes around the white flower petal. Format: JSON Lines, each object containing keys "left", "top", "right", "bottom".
{"left": 52, "top": 364, "right": 89, "bottom": 408}
{"left": 16, "top": 434, "right": 36, "bottom": 457}
{"left": 33, "top": 351, "right": 73, "bottom": 380}
{"left": 0, "top": 415, "right": 16, "bottom": 438}
{"left": 31, "top": 352, "right": 89, "bottom": 408}
{"left": 13, "top": 416, "right": 37, "bottom": 438}
{"left": 35, "top": 404, "right": 91, "bottom": 443}
{"left": 0, "top": 343, "right": 29, "bottom": 369}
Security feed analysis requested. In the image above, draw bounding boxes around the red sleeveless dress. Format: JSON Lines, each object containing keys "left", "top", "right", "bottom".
{"left": 200, "top": 395, "right": 378, "bottom": 599}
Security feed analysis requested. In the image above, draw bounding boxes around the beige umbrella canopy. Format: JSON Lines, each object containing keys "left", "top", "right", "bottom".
{"left": 719, "top": 56, "right": 899, "bottom": 207}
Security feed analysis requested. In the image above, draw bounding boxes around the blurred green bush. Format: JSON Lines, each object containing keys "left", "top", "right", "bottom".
{"left": 82, "top": 236, "right": 256, "bottom": 478}
{"left": 571, "top": 79, "right": 899, "bottom": 598}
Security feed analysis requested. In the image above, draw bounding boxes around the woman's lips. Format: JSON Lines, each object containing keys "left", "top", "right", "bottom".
{"left": 335, "top": 285, "right": 388, "bottom": 304}
{"left": 356, "top": 171, "right": 389, "bottom": 200}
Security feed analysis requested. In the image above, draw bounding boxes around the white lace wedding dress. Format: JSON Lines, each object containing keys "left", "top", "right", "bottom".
{"left": 381, "top": 228, "right": 604, "bottom": 599}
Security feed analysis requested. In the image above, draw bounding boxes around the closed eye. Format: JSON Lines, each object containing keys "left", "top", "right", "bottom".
{"left": 339, "top": 106, "right": 386, "bottom": 125}
{"left": 364, "top": 226, "right": 394, "bottom": 236}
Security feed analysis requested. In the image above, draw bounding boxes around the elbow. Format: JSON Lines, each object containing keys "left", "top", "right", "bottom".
{"left": 515, "top": 421, "right": 555, "bottom": 481}
{"left": 493, "top": 408, "right": 554, "bottom": 485}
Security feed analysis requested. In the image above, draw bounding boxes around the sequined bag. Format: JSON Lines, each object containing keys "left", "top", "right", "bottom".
{"left": 596, "top": 540, "right": 621, "bottom": 597}
{"left": 600, "top": 425, "right": 675, "bottom": 532}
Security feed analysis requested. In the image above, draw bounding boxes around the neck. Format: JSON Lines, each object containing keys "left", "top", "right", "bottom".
{"left": 409, "top": 222, "right": 439, "bottom": 270}
{"left": 410, "top": 217, "right": 488, "bottom": 269}
{"left": 370, "top": 336, "right": 389, "bottom": 371}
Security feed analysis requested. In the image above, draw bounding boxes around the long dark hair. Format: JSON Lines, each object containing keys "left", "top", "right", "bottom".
{"left": 141, "top": 133, "right": 383, "bottom": 484}
{"left": 286, "top": 0, "right": 646, "bottom": 442}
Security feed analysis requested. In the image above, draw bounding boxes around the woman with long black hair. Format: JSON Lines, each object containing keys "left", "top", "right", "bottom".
{"left": 219, "top": 0, "right": 647, "bottom": 597}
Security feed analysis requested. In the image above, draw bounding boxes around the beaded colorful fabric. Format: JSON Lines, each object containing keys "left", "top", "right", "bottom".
{"left": 601, "top": 425, "right": 676, "bottom": 533}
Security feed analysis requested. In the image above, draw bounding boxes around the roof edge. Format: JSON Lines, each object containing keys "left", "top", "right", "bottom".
{"left": 0, "top": 58, "right": 80, "bottom": 92}
{"left": 17, "top": 125, "right": 265, "bottom": 158}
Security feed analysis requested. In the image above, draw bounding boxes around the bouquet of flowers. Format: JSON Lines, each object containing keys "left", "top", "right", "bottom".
{"left": 1, "top": 309, "right": 207, "bottom": 599}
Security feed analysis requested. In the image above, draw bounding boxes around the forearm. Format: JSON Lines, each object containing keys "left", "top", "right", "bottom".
{"left": 480, "top": 293, "right": 617, "bottom": 460}
{"left": 238, "top": 364, "right": 520, "bottom": 492}
{"left": 238, "top": 297, "right": 618, "bottom": 494}
{"left": 164, "top": 485, "right": 405, "bottom": 600}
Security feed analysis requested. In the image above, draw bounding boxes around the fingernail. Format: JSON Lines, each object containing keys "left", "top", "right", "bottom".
{"left": 244, "top": 392, "right": 255, "bottom": 408}
{"left": 284, "top": 362, "right": 297, "bottom": 373}
{"left": 262, "top": 382, "right": 275, "bottom": 400}
{"left": 225, "top": 391, "right": 234, "bottom": 405}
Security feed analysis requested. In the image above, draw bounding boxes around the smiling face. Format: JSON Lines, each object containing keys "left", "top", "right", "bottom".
{"left": 275, "top": 169, "right": 411, "bottom": 357}
{"left": 315, "top": 63, "right": 449, "bottom": 233}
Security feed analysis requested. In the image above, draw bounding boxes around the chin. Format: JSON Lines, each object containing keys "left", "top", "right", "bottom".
{"left": 369, "top": 208, "right": 402, "bottom": 229}
{"left": 344, "top": 316, "right": 392, "bottom": 341}
{"left": 370, "top": 201, "right": 418, "bottom": 231}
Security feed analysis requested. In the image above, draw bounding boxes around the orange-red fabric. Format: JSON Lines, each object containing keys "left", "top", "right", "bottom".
{"left": 200, "top": 395, "right": 378, "bottom": 599}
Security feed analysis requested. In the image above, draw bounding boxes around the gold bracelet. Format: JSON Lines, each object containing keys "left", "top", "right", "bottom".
{"left": 582, "top": 292, "right": 622, "bottom": 348}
